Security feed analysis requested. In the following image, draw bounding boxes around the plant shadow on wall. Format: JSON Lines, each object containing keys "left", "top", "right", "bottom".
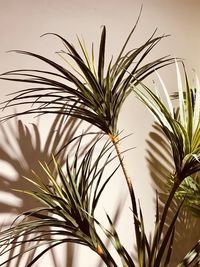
{"left": 0, "top": 12, "right": 199, "bottom": 267}
{"left": 147, "top": 123, "right": 200, "bottom": 266}
{"left": 0, "top": 114, "right": 84, "bottom": 266}
{"left": 0, "top": 117, "right": 123, "bottom": 267}
{"left": 0, "top": 115, "right": 121, "bottom": 267}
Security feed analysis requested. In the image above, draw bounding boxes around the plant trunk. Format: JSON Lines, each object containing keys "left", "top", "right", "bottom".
{"left": 109, "top": 134, "right": 141, "bottom": 257}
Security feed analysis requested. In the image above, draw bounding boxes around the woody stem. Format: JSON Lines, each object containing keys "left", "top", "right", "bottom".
{"left": 109, "top": 134, "right": 140, "bottom": 252}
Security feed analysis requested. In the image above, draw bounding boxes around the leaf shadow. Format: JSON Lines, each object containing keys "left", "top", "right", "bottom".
{"left": 146, "top": 123, "right": 200, "bottom": 267}
{"left": 0, "top": 114, "right": 84, "bottom": 267}
{"left": 0, "top": 114, "right": 124, "bottom": 267}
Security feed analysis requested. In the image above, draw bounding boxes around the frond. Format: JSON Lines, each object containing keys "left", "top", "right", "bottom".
{"left": 0, "top": 135, "right": 119, "bottom": 266}
{"left": 133, "top": 63, "right": 200, "bottom": 182}
{"left": 1, "top": 24, "right": 174, "bottom": 136}
{"left": 175, "top": 175, "right": 200, "bottom": 217}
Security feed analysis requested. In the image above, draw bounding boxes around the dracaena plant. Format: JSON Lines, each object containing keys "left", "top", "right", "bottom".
{"left": 171, "top": 84, "right": 200, "bottom": 219}
{"left": 133, "top": 62, "right": 200, "bottom": 266}
{"left": 0, "top": 18, "right": 174, "bottom": 258}
{"left": 133, "top": 62, "right": 200, "bottom": 187}
{"left": 0, "top": 135, "right": 121, "bottom": 267}
{"left": 0, "top": 17, "right": 199, "bottom": 266}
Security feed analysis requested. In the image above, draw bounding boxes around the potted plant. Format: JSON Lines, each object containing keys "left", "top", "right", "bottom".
{"left": 0, "top": 16, "right": 199, "bottom": 266}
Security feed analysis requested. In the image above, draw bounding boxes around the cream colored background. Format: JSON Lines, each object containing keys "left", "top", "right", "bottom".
{"left": 0, "top": 0, "right": 200, "bottom": 266}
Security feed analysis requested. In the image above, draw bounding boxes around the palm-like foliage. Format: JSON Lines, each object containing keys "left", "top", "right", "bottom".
{"left": 0, "top": 112, "right": 95, "bottom": 267}
{"left": 133, "top": 63, "right": 200, "bottom": 183}
{"left": 146, "top": 122, "right": 200, "bottom": 266}
{"left": 175, "top": 175, "right": 200, "bottom": 217}
{"left": 171, "top": 84, "right": 200, "bottom": 219}
{"left": 0, "top": 24, "right": 173, "bottom": 137}
{"left": 0, "top": 21, "right": 174, "bottom": 265}
{"left": 0, "top": 135, "right": 121, "bottom": 267}
{"left": 0, "top": 18, "right": 199, "bottom": 266}
{"left": 133, "top": 62, "right": 200, "bottom": 265}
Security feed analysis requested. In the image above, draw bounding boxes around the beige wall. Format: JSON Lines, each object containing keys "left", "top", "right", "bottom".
{"left": 0, "top": 0, "right": 200, "bottom": 266}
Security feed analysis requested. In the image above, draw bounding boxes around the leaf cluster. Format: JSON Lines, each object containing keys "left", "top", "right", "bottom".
{"left": 1, "top": 22, "right": 173, "bottom": 136}
{"left": 0, "top": 18, "right": 199, "bottom": 267}
{"left": 175, "top": 175, "right": 200, "bottom": 217}
{"left": 0, "top": 135, "right": 120, "bottom": 266}
{"left": 133, "top": 63, "right": 200, "bottom": 182}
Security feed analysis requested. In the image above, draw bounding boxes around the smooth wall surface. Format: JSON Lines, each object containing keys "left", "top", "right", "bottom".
{"left": 0, "top": 1, "right": 200, "bottom": 266}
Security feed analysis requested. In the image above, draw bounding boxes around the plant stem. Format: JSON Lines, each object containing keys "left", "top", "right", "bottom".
{"left": 109, "top": 134, "right": 140, "bottom": 252}
{"left": 148, "top": 177, "right": 181, "bottom": 266}
{"left": 158, "top": 178, "right": 180, "bottom": 239}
